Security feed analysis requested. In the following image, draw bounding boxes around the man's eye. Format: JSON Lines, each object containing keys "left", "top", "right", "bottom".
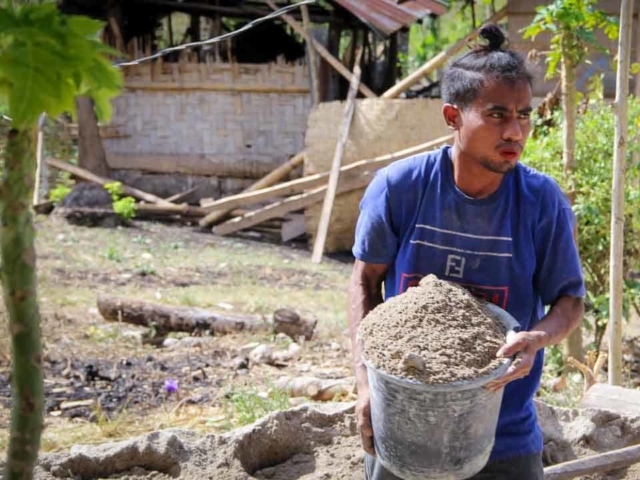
{"left": 518, "top": 113, "right": 531, "bottom": 120}
{"left": 489, "top": 112, "right": 503, "bottom": 118}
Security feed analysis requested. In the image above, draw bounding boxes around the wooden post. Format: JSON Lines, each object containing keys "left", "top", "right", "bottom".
{"left": 311, "top": 50, "right": 362, "bottom": 263}
{"left": 33, "top": 114, "right": 46, "bottom": 206}
{"left": 265, "top": 0, "right": 377, "bottom": 99}
{"left": 199, "top": 151, "right": 305, "bottom": 227}
{"left": 381, "top": 8, "right": 506, "bottom": 99}
{"left": 608, "top": 0, "right": 634, "bottom": 386}
{"left": 301, "top": 5, "right": 320, "bottom": 105}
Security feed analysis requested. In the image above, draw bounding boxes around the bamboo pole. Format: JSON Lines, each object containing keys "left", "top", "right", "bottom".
{"left": 608, "top": 0, "right": 634, "bottom": 386}
{"left": 33, "top": 114, "right": 46, "bottom": 206}
{"left": 312, "top": 50, "right": 361, "bottom": 263}
{"left": 265, "top": 0, "right": 377, "bottom": 99}
{"left": 199, "top": 151, "right": 305, "bottom": 227}
{"left": 45, "top": 157, "right": 175, "bottom": 207}
{"left": 200, "top": 135, "right": 453, "bottom": 213}
{"left": 301, "top": 4, "right": 320, "bottom": 105}
{"left": 382, "top": 8, "right": 507, "bottom": 99}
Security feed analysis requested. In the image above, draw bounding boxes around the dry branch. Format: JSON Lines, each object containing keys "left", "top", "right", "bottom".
{"left": 544, "top": 444, "right": 640, "bottom": 480}
{"left": 201, "top": 135, "right": 453, "bottom": 213}
{"left": 45, "top": 158, "right": 174, "bottom": 206}
{"left": 97, "top": 295, "right": 267, "bottom": 336}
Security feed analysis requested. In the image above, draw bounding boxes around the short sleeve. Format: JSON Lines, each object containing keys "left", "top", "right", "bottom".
{"left": 533, "top": 181, "right": 586, "bottom": 305}
{"left": 352, "top": 169, "right": 399, "bottom": 264}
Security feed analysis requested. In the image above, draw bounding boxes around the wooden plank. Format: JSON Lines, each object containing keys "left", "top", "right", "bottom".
{"left": 266, "top": 0, "right": 377, "bottom": 99}
{"left": 301, "top": 4, "right": 320, "bottom": 105}
{"left": 125, "top": 82, "right": 310, "bottom": 94}
{"left": 311, "top": 50, "right": 361, "bottom": 263}
{"left": 45, "top": 157, "right": 174, "bottom": 207}
{"left": 212, "top": 173, "right": 373, "bottom": 236}
{"left": 201, "top": 135, "right": 453, "bottom": 213}
{"left": 164, "top": 184, "right": 203, "bottom": 203}
{"left": 199, "top": 151, "right": 305, "bottom": 228}
{"left": 544, "top": 444, "right": 640, "bottom": 480}
{"left": 579, "top": 383, "right": 640, "bottom": 417}
{"left": 382, "top": 8, "right": 507, "bottom": 99}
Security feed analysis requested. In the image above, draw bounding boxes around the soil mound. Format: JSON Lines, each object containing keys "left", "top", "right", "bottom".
{"left": 359, "top": 275, "right": 506, "bottom": 384}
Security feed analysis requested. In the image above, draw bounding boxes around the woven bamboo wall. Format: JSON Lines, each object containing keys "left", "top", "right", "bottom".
{"left": 103, "top": 60, "right": 311, "bottom": 179}
{"left": 304, "top": 98, "right": 451, "bottom": 253}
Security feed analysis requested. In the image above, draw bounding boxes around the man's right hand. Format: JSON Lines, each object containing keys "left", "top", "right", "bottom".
{"left": 356, "top": 387, "right": 375, "bottom": 456}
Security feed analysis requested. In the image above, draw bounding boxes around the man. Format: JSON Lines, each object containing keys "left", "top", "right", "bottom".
{"left": 348, "top": 25, "right": 585, "bottom": 480}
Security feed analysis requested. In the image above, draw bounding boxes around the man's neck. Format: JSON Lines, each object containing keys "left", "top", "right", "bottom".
{"left": 451, "top": 145, "right": 505, "bottom": 199}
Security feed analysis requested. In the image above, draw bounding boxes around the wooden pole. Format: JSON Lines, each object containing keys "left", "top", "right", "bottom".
{"left": 200, "top": 135, "right": 453, "bottom": 214}
{"left": 301, "top": 5, "right": 320, "bottom": 106}
{"left": 45, "top": 157, "right": 175, "bottom": 207}
{"left": 265, "top": 0, "right": 377, "bottom": 99}
{"left": 199, "top": 151, "right": 305, "bottom": 227}
{"left": 311, "top": 50, "right": 362, "bottom": 263}
{"left": 381, "top": 8, "right": 507, "bottom": 99}
{"left": 33, "top": 114, "right": 46, "bottom": 206}
{"left": 608, "top": 0, "right": 634, "bottom": 386}
{"left": 543, "top": 444, "right": 640, "bottom": 480}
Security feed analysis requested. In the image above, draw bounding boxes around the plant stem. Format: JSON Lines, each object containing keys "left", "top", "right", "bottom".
{"left": 1, "top": 127, "right": 43, "bottom": 480}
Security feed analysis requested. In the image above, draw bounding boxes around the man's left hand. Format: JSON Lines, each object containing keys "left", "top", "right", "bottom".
{"left": 485, "top": 331, "right": 549, "bottom": 393}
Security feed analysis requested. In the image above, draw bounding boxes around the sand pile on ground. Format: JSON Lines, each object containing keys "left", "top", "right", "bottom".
{"left": 359, "top": 275, "right": 506, "bottom": 384}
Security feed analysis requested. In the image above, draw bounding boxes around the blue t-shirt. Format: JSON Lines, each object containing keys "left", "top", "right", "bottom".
{"left": 353, "top": 145, "right": 585, "bottom": 461}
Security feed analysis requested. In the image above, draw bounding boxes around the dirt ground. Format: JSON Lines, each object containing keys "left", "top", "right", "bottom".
{"left": 0, "top": 216, "right": 355, "bottom": 451}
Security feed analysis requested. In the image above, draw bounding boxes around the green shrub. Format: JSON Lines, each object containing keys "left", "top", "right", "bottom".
{"left": 104, "top": 181, "right": 136, "bottom": 220}
{"left": 49, "top": 184, "right": 72, "bottom": 204}
{"left": 522, "top": 96, "right": 640, "bottom": 349}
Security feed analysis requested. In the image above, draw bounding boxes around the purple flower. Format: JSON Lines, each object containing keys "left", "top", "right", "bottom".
{"left": 164, "top": 378, "right": 179, "bottom": 394}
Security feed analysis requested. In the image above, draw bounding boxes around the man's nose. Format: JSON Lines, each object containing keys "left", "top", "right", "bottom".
{"left": 503, "top": 118, "right": 523, "bottom": 142}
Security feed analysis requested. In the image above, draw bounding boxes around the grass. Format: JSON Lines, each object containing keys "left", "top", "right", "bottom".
{"left": 220, "top": 385, "right": 292, "bottom": 429}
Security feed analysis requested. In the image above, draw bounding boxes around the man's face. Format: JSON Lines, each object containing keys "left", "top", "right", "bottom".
{"left": 448, "top": 79, "right": 533, "bottom": 174}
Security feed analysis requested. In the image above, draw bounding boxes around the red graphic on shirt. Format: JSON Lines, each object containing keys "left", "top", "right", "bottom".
{"left": 399, "top": 273, "right": 509, "bottom": 309}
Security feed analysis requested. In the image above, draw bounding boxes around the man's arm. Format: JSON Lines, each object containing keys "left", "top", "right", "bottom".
{"left": 486, "top": 295, "right": 584, "bottom": 392}
{"left": 348, "top": 259, "right": 389, "bottom": 456}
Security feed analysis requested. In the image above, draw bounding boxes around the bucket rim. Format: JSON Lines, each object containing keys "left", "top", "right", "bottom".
{"left": 360, "top": 302, "right": 521, "bottom": 392}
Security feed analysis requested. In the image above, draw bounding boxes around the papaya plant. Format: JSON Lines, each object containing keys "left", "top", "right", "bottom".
{"left": 0, "top": 4, "right": 121, "bottom": 478}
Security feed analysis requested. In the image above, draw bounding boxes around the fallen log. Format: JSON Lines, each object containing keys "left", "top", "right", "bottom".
{"left": 199, "top": 151, "right": 305, "bottom": 228}
{"left": 45, "top": 157, "right": 174, "bottom": 206}
{"left": 248, "top": 343, "right": 302, "bottom": 366}
{"left": 200, "top": 135, "right": 453, "bottom": 213}
{"left": 97, "top": 295, "right": 268, "bottom": 336}
{"left": 544, "top": 444, "right": 640, "bottom": 480}
{"left": 212, "top": 172, "right": 373, "bottom": 236}
{"left": 275, "top": 376, "right": 356, "bottom": 401}
{"left": 273, "top": 308, "right": 317, "bottom": 341}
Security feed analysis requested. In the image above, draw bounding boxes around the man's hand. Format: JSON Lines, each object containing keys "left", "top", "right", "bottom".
{"left": 356, "top": 386, "right": 375, "bottom": 456}
{"left": 485, "top": 331, "right": 549, "bottom": 393}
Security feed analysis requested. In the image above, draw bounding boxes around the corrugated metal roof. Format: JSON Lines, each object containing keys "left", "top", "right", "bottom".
{"left": 335, "top": 0, "right": 448, "bottom": 36}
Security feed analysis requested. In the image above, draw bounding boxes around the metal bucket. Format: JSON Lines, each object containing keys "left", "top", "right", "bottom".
{"left": 363, "top": 304, "right": 520, "bottom": 480}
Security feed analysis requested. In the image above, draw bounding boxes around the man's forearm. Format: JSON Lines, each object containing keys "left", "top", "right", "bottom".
{"left": 530, "top": 295, "right": 584, "bottom": 349}
{"left": 348, "top": 269, "right": 385, "bottom": 389}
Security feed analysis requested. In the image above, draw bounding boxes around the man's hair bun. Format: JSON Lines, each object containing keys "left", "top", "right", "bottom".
{"left": 479, "top": 24, "right": 506, "bottom": 51}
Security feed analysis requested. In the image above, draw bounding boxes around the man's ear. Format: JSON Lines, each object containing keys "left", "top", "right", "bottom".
{"left": 443, "top": 104, "right": 462, "bottom": 131}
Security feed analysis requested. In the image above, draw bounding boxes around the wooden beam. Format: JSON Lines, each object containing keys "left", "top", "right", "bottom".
{"left": 544, "top": 445, "right": 640, "bottom": 480}
{"left": 164, "top": 184, "right": 203, "bottom": 203}
{"left": 45, "top": 157, "right": 174, "bottom": 207}
{"left": 382, "top": 8, "right": 507, "bottom": 99}
{"left": 212, "top": 172, "right": 373, "bottom": 236}
{"left": 201, "top": 135, "right": 453, "bottom": 213}
{"left": 266, "top": 0, "right": 377, "bottom": 99}
{"left": 311, "top": 50, "right": 361, "bottom": 263}
{"left": 125, "top": 82, "right": 310, "bottom": 94}
{"left": 200, "top": 151, "right": 305, "bottom": 227}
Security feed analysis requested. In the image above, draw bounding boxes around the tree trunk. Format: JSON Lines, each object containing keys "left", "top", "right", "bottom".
{"left": 75, "top": 96, "right": 109, "bottom": 177}
{"left": 1, "top": 128, "right": 44, "bottom": 479}
{"left": 561, "top": 54, "right": 584, "bottom": 363}
{"left": 608, "top": 0, "right": 634, "bottom": 386}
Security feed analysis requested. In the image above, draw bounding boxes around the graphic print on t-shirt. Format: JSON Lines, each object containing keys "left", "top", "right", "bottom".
{"left": 398, "top": 223, "right": 513, "bottom": 309}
